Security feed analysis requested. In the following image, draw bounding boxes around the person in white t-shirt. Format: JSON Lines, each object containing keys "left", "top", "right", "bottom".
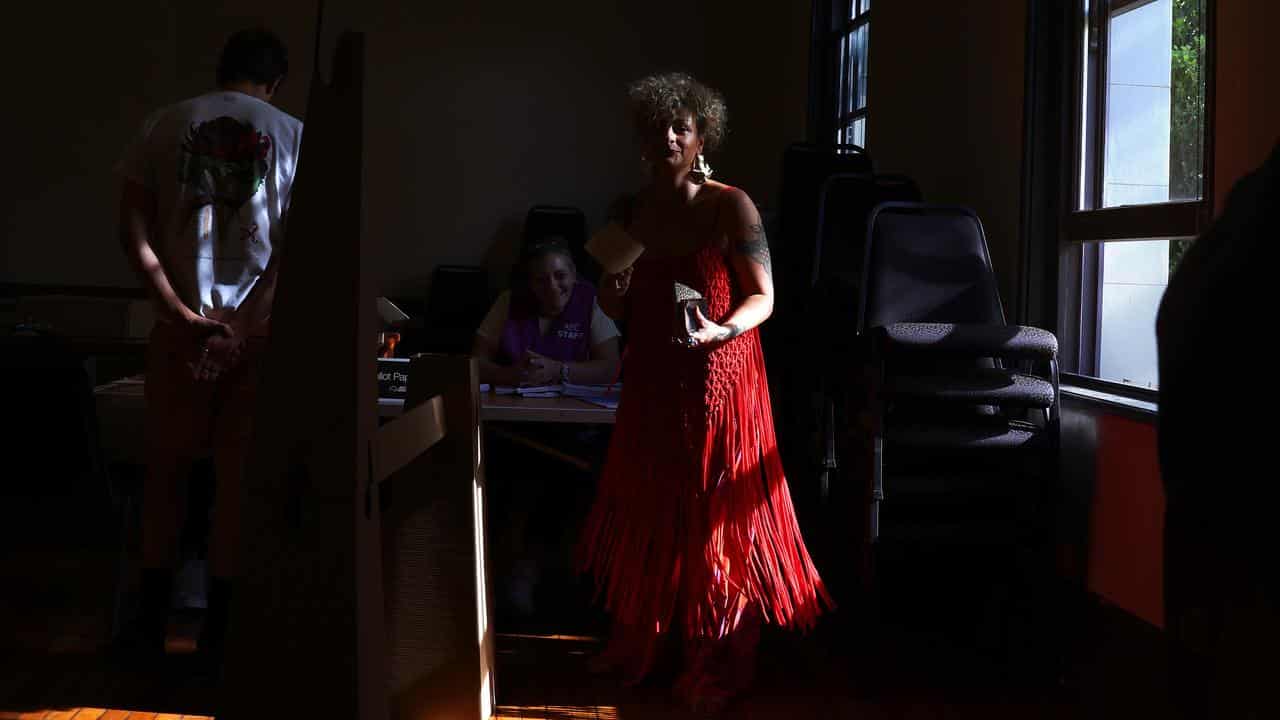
{"left": 115, "top": 28, "right": 303, "bottom": 662}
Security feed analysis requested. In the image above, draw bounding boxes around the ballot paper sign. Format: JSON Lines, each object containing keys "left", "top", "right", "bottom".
{"left": 585, "top": 222, "right": 645, "bottom": 274}
{"left": 377, "top": 357, "right": 410, "bottom": 398}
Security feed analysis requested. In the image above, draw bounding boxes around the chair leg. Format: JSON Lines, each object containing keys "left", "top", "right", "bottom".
{"left": 861, "top": 433, "right": 885, "bottom": 635}
{"left": 869, "top": 435, "right": 883, "bottom": 546}
{"left": 820, "top": 397, "right": 837, "bottom": 501}
{"left": 110, "top": 495, "right": 138, "bottom": 642}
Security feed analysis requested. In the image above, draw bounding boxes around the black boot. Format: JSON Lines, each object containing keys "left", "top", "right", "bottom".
{"left": 195, "top": 576, "right": 232, "bottom": 672}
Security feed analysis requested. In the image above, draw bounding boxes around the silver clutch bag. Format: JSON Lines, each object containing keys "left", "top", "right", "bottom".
{"left": 673, "top": 281, "right": 709, "bottom": 342}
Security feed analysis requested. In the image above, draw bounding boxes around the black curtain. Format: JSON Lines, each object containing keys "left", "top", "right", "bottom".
{"left": 807, "top": 0, "right": 840, "bottom": 144}
{"left": 1017, "top": 0, "right": 1073, "bottom": 329}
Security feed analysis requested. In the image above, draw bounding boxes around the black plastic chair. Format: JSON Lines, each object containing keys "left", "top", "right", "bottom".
{"left": 0, "top": 334, "right": 136, "bottom": 651}
{"left": 851, "top": 202, "right": 1061, "bottom": 665}
{"left": 421, "top": 265, "right": 492, "bottom": 354}
{"left": 766, "top": 143, "right": 875, "bottom": 513}
{"left": 522, "top": 205, "right": 598, "bottom": 284}
{"left": 856, "top": 202, "right": 1059, "bottom": 539}
{"left": 774, "top": 143, "right": 874, "bottom": 327}
{"left": 810, "top": 174, "right": 922, "bottom": 499}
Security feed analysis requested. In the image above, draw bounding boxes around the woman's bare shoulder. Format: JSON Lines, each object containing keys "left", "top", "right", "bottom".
{"left": 708, "top": 183, "right": 759, "bottom": 227}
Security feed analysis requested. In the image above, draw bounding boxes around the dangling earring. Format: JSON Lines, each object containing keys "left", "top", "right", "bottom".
{"left": 689, "top": 153, "right": 713, "bottom": 184}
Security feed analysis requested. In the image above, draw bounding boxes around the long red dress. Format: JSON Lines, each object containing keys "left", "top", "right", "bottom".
{"left": 578, "top": 215, "right": 831, "bottom": 693}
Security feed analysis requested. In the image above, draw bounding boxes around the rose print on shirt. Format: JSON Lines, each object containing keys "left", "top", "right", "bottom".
{"left": 179, "top": 116, "right": 272, "bottom": 260}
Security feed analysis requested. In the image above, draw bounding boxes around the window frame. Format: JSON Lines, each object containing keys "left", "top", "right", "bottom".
{"left": 808, "top": 0, "right": 871, "bottom": 146}
{"left": 835, "top": 1, "right": 871, "bottom": 146}
{"left": 1058, "top": 0, "right": 1216, "bottom": 397}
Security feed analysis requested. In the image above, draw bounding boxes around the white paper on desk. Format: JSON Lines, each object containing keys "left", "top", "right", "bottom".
{"left": 581, "top": 396, "right": 620, "bottom": 410}
{"left": 492, "top": 385, "right": 564, "bottom": 397}
{"left": 562, "top": 382, "right": 622, "bottom": 398}
{"left": 585, "top": 222, "right": 645, "bottom": 274}
{"left": 517, "top": 385, "right": 563, "bottom": 396}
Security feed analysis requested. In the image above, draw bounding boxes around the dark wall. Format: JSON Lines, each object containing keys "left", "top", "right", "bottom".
{"left": 1, "top": 1, "right": 810, "bottom": 298}
{"left": 867, "top": 0, "right": 1028, "bottom": 309}
{"left": 1213, "top": 0, "right": 1280, "bottom": 213}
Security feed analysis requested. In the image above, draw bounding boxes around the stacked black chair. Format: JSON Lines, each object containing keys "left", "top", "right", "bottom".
{"left": 420, "top": 264, "right": 492, "bottom": 354}
{"left": 522, "top": 204, "right": 598, "bottom": 284}
{"left": 852, "top": 202, "right": 1060, "bottom": 665}
{"left": 767, "top": 143, "right": 874, "bottom": 524}
{"left": 774, "top": 143, "right": 873, "bottom": 333}
{"left": 810, "top": 173, "right": 922, "bottom": 500}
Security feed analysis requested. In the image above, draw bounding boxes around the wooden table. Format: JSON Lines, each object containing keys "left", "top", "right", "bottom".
{"left": 95, "top": 376, "right": 616, "bottom": 464}
{"left": 93, "top": 375, "right": 146, "bottom": 464}
{"left": 381, "top": 393, "right": 615, "bottom": 424}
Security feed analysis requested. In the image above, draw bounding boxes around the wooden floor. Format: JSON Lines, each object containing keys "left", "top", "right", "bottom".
{"left": 1, "top": 609, "right": 1080, "bottom": 720}
{"left": 1, "top": 707, "right": 207, "bottom": 712}
{"left": 494, "top": 626, "right": 1078, "bottom": 720}
{"left": 1, "top": 507, "right": 1111, "bottom": 719}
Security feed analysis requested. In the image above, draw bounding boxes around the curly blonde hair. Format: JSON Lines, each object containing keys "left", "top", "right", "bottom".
{"left": 627, "top": 72, "right": 728, "bottom": 153}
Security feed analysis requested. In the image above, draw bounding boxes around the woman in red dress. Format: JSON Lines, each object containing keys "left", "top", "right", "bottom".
{"left": 579, "top": 72, "right": 830, "bottom": 711}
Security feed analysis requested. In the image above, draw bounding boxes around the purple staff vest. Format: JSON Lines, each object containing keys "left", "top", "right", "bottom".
{"left": 498, "top": 281, "right": 596, "bottom": 364}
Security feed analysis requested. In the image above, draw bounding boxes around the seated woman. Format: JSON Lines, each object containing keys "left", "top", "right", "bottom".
{"left": 473, "top": 239, "right": 621, "bottom": 386}
{"left": 472, "top": 239, "right": 620, "bottom": 625}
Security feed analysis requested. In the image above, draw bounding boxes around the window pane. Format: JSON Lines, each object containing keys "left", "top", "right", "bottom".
{"left": 839, "top": 34, "right": 852, "bottom": 117}
{"left": 843, "top": 24, "right": 868, "bottom": 113}
{"left": 1101, "top": 0, "right": 1204, "bottom": 208}
{"left": 846, "top": 117, "right": 866, "bottom": 148}
{"left": 1097, "top": 239, "right": 1172, "bottom": 388}
{"left": 1078, "top": 1, "right": 1091, "bottom": 210}
{"left": 1094, "top": 235, "right": 1191, "bottom": 388}
{"left": 860, "top": 0, "right": 871, "bottom": 15}
{"left": 858, "top": 24, "right": 869, "bottom": 110}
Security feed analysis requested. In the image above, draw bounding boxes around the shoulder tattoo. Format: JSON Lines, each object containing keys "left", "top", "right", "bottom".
{"left": 735, "top": 223, "right": 772, "bottom": 277}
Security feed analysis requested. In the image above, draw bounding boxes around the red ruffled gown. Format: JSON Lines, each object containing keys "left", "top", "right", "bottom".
{"left": 578, "top": 225, "right": 831, "bottom": 699}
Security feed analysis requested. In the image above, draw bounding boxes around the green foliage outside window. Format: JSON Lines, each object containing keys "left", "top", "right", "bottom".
{"left": 1168, "top": 0, "right": 1204, "bottom": 273}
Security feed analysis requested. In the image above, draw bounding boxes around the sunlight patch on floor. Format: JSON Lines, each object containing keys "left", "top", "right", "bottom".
{"left": 497, "top": 633, "right": 600, "bottom": 643}
{"left": 492, "top": 704, "right": 619, "bottom": 720}
{"left": 1, "top": 710, "right": 212, "bottom": 720}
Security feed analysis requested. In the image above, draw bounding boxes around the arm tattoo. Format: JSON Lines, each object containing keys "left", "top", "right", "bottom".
{"left": 717, "top": 322, "right": 744, "bottom": 342}
{"left": 736, "top": 223, "right": 773, "bottom": 277}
